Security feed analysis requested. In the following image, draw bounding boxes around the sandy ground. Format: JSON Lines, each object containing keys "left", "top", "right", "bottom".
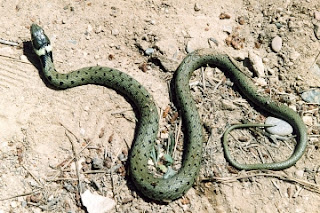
{"left": 0, "top": 0, "right": 320, "bottom": 212}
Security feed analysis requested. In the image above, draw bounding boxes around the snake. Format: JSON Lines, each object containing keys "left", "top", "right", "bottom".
{"left": 30, "top": 24, "right": 307, "bottom": 202}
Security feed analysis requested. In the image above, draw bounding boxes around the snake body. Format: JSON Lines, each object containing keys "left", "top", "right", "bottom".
{"left": 31, "top": 24, "right": 307, "bottom": 202}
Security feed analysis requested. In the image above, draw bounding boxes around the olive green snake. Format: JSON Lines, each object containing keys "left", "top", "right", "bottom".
{"left": 30, "top": 24, "right": 307, "bottom": 202}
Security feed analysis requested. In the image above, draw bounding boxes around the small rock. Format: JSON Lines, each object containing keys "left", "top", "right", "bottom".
{"left": 111, "top": 28, "right": 119, "bottom": 36}
{"left": 267, "top": 68, "right": 276, "bottom": 75}
{"left": 86, "top": 24, "right": 93, "bottom": 33}
{"left": 118, "top": 153, "right": 127, "bottom": 162}
{"left": 92, "top": 158, "right": 104, "bottom": 169}
{"left": 80, "top": 128, "right": 86, "bottom": 136}
{"left": 315, "top": 11, "right": 320, "bottom": 21}
{"left": 295, "top": 170, "right": 304, "bottom": 178}
{"left": 248, "top": 51, "right": 265, "bottom": 77}
{"left": 255, "top": 77, "right": 267, "bottom": 86}
{"left": 222, "top": 25, "right": 233, "bottom": 34}
{"left": 81, "top": 190, "right": 116, "bottom": 213}
{"left": 145, "top": 47, "right": 155, "bottom": 55}
{"left": 311, "top": 63, "right": 320, "bottom": 78}
{"left": 186, "top": 38, "right": 209, "bottom": 53}
{"left": 289, "top": 50, "right": 300, "bottom": 61}
{"left": 302, "top": 115, "right": 313, "bottom": 126}
{"left": 20, "top": 55, "right": 28, "bottom": 62}
{"left": 149, "top": 19, "right": 156, "bottom": 25}
{"left": 194, "top": 3, "right": 201, "bottom": 11}
{"left": 271, "top": 36, "right": 282, "bottom": 52}
{"left": 301, "top": 89, "right": 320, "bottom": 104}
{"left": 150, "top": 54, "right": 178, "bottom": 72}
{"left": 221, "top": 99, "right": 236, "bottom": 110}
{"left": 219, "top": 12, "right": 231, "bottom": 19}
{"left": 95, "top": 25, "right": 103, "bottom": 34}
{"left": 10, "top": 201, "right": 18, "bottom": 208}
{"left": 265, "top": 116, "right": 293, "bottom": 136}
{"left": 160, "top": 132, "right": 169, "bottom": 139}
{"left": 233, "top": 52, "right": 247, "bottom": 61}
{"left": 238, "top": 16, "right": 246, "bottom": 25}
{"left": 262, "top": 57, "right": 269, "bottom": 63}
{"left": 155, "top": 38, "right": 179, "bottom": 60}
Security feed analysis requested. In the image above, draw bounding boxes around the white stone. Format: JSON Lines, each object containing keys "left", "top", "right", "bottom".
{"left": 255, "top": 77, "right": 267, "bottom": 86}
{"left": 249, "top": 51, "right": 265, "bottom": 77}
{"left": 303, "top": 115, "right": 313, "bottom": 126}
{"left": 111, "top": 29, "right": 119, "bottom": 36}
{"left": 265, "top": 116, "right": 293, "bottom": 136}
{"left": 20, "top": 55, "right": 28, "bottom": 62}
{"left": 315, "top": 11, "right": 320, "bottom": 21}
{"left": 271, "top": 36, "right": 282, "bottom": 52}
{"left": 81, "top": 190, "right": 116, "bottom": 213}
{"left": 186, "top": 38, "right": 209, "bottom": 53}
{"left": 295, "top": 170, "right": 304, "bottom": 178}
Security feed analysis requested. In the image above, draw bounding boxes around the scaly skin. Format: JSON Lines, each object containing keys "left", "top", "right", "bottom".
{"left": 30, "top": 24, "right": 307, "bottom": 202}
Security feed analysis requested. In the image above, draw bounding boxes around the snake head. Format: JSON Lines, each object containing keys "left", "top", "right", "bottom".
{"left": 30, "top": 24, "right": 52, "bottom": 56}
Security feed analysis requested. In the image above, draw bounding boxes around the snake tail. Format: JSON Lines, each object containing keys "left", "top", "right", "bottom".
{"left": 174, "top": 48, "right": 307, "bottom": 170}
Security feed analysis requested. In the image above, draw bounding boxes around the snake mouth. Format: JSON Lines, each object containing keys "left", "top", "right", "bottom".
{"left": 30, "top": 24, "right": 51, "bottom": 54}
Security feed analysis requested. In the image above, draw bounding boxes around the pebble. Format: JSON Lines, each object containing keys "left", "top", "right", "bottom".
{"left": 267, "top": 68, "right": 276, "bottom": 75}
{"left": 303, "top": 115, "right": 313, "bottom": 126}
{"left": 92, "top": 158, "right": 104, "bottom": 169}
{"left": 80, "top": 128, "right": 86, "bottom": 136}
{"left": 221, "top": 99, "right": 236, "bottom": 110}
{"left": 145, "top": 47, "right": 155, "bottom": 55}
{"left": 155, "top": 38, "right": 179, "bottom": 59}
{"left": 194, "top": 3, "right": 201, "bottom": 11}
{"left": 295, "top": 170, "right": 304, "bottom": 178}
{"left": 289, "top": 50, "right": 300, "bottom": 61}
{"left": 301, "top": 89, "right": 320, "bottom": 104}
{"left": 20, "top": 55, "right": 28, "bottom": 62}
{"left": 311, "top": 63, "right": 320, "bottom": 78}
{"left": 222, "top": 25, "right": 233, "bottom": 34}
{"left": 111, "top": 28, "right": 119, "bottom": 36}
{"left": 271, "top": 36, "right": 282, "bottom": 52}
{"left": 160, "top": 132, "right": 169, "bottom": 139}
{"left": 186, "top": 38, "right": 209, "bottom": 53}
{"left": 86, "top": 24, "right": 93, "bottom": 33}
{"left": 118, "top": 153, "right": 127, "bottom": 162}
{"left": 248, "top": 51, "right": 265, "bottom": 77}
{"left": 315, "top": 11, "right": 320, "bottom": 21}
{"left": 95, "top": 25, "right": 103, "bottom": 34}
{"left": 265, "top": 116, "right": 293, "bottom": 136}
{"left": 255, "top": 77, "right": 267, "bottom": 86}
{"left": 10, "top": 201, "right": 18, "bottom": 208}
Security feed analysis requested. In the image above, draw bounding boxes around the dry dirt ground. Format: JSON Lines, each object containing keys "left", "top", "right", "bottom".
{"left": 0, "top": 0, "right": 320, "bottom": 212}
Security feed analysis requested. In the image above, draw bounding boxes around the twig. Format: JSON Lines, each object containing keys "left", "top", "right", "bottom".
{"left": 257, "top": 148, "right": 265, "bottom": 164}
{"left": 0, "top": 54, "right": 32, "bottom": 65}
{"left": 65, "top": 130, "right": 82, "bottom": 194}
{"left": 22, "top": 165, "right": 43, "bottom": 187}
{"left": 201, "top": 171, "right": 320, "bottom": 194}
{"left": 0, "top": 39, "right": 19, "bottom": 46}
{"left": 47, "top": 140, "right": 92, "bottom": 181}
{"left": 212, "top": 77, "right": 224, "bottom": 94}
{"left": 0, "top": 189, "right": 42, "bottom": 201}
{"left": 59, "top": 122, "right": 80, "bottom": 142}
{"left": 173, "top": 118, "right": 182, "bottom": 158}
{"left": 201, "top": 67, "right": 206, "bottom": 91}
